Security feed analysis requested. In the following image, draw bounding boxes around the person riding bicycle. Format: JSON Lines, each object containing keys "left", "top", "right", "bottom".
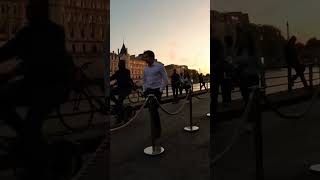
{"left": 110, "top": 60, "right": 134, "bottom": 124}
{"left": 0, "top": 1, "right": 74, "bottom": 179}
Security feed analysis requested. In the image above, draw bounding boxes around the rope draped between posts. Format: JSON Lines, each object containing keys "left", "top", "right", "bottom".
{"left": 263, "top": 87, "right": 319, "bottom": 119}
{"left": 153, "top": 91, "right": 192, "bottom": 115}
{"left": 194, "top": 88, "right": 210, "bottom": 100}
{"left": 110, "top": 96, "right": 150, "bottom": 132}
{"left": 211, "top": 87, "right": 259, "bottom": 164}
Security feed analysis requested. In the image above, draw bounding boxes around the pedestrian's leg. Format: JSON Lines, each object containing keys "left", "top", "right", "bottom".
{"left": 299, "top": 72, "right": 309, "bottom": 88}
{"left": 175, "top": 87, "right": 179, "bottom": 102}
{"left": 117, "top": 90, "right": 129, "bottom": 122}
{"left": 22, "top": 104, "right": 53, "bottom": 179}
{"left": 240, "top": 80, "right": 249, "bottom": 105}
{"left": 173, "top": 86, "right": 177, "bottom": 100}
{"left": 110, "top": 88, "right": 119, "bottom": 105}
{"left": 221, "top": 79, "right": 228, "bottom": 103}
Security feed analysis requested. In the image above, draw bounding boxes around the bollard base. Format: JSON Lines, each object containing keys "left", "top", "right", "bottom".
{"left": 184, "top": 126, "right": 199, "bottom": 132}
{"left": 206, "top": 113, "right": 210, "bottom": 117}
{"left": 309, "top": 164, "right": 320, "bottom": 174}
{"left": 144, "top": 146, "right": 165, "bottom": 156}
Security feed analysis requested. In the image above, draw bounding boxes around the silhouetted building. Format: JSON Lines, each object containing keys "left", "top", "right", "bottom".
{"left": 211, "top": 10, "right": 249, "bottom": 41}
{"left": 0, "top": 0, "right": 109, "bottom": 77}
{"left": 0, "top": 0, "right": 27, "bottom": 46}
{"left": 110, "top": 43, "right": 147, "bottom": 81}
{"left": 165, "top": 64, "right": 188, "bottom": 81}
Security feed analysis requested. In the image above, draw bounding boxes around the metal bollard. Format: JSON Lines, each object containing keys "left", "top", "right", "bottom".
{"left": 288, "top": 67, "right": 292, "bottom": 92}
{"left": 254, "top": 89, "right": 264, "bottom": 180}
{"left": 166, "top": 86, "right": 169, "bottom": 97}
{"left": 144, "top": 96, "right": 164, "bottom": 155}
{"left": 260, "top": 70, "right": 266, "bottom": 97}
{"left": 309, "top": 65, "right": 313, "bottom": 88}
{"left": 184, "top": 90, "right": 199, "bottom": 132}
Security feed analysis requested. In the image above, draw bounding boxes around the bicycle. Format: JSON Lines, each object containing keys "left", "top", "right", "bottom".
{"left": 127, "top": 83, "right": 145, "bottom": 103}
{"left": 0, "top": 75, "right": 83, "bottom": 179}
{"left": 109, "top": 84, "right": 137, "bottom": 127}
{"left": 56, "top": 61, "right": 99, "bottom": 132}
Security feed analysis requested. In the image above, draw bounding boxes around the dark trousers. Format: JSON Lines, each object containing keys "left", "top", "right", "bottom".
{"left": 291, "top": 65, "right": 309, "bottom": 88}
{"left": 144, "top": 88, "right": 162, "bottom": 140}
{"left": 110, "top": 87, "right": 130, "bottom": 121}
{"left": 212, "top": 76, "right": 232, "bottom": 104}
{"left": 179, "top": 85, "right": 183, "bottom": 95}
{"left": 172, "top": 85, "right": 179, "bottom": 100}
{"left": 221, "top": 79, "right": 232, "bottom": 103}
{"left": 200, "top": 82, "right": 207, "bottom": 90}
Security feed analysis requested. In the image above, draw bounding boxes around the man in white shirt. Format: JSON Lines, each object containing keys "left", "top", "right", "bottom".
{"left": 142, "top": 50, "right": 168, "bottom": 140}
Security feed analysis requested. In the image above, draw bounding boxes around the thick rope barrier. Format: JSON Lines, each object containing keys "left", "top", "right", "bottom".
{"left": 152, "top": 91, "right": 191, "bottom": 115}
{"left": 211, "top": 87, "right": 258, "bottom": 164}
{"left": 110, "top": 96, "right": 150, "bottom": 132}
{"left": 263, "top": 87, "right": 318, "bottom": 119}
{"left": 72, "top": 89, "right": 206, "bottom": 179}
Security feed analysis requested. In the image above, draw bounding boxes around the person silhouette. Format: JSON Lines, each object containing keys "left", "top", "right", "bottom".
{"left": 171, "top": 69, "right": 180, "bottom": 103}
{"left": 142, "top": 50, "right": 168, "bottom": 145}
{"left": 110, "top": 60, "right": 134, "bottom": 124}
{"left": 0, "top": 0, "right": 74, "bottom": 178}
{"left": 234, "top": 26, "right": 261, "bottom": 105}
{"left": 285, "top": 36, "right": 308, "bottom": 88}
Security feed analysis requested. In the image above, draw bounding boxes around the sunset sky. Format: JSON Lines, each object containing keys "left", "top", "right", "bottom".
{"left": 111, "top": 0, "right": 210, "bottom": 74}
{"left": 212, "top": 0, "right": 320, "bottom": 43}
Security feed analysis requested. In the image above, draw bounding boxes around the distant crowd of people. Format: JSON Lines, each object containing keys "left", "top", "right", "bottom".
{"left": 212, "top": 24, "right": 262, "bottom": 106}
{"left": 170, "top": 70, "right": 207, "bottom": 103}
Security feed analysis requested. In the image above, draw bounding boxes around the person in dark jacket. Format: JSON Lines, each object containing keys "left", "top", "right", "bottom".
{"left": 0, "top": 0, "right": 74, "bottom": 178}
{"left": 234, "top": 27, "right": 261, "bottom": 105}
{"left": 285, "top": 36, "right": 308, "bottom": 88}
{"left": 171, "top": 69, "right": 180, "bottom": 103}
{"left": 212, "top": 37, "right": 224, "bottom": 105}
{"left": 110, "top": 60, "right": 134, "bottom": 123}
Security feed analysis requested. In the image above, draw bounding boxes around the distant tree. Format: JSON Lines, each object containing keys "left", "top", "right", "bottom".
{"left": 306, "top": 37, "right": 320, "bottom": 48}
{"left": 303, "top": 37, "right": 320, "bottom": 62}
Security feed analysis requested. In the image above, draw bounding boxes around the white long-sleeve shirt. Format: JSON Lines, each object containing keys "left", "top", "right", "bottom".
{"left": 143, "top": 62, "right": 169, "bottom": 92}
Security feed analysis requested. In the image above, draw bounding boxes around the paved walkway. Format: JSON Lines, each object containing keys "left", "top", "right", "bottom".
{"left": 111, "top": 93, "right": 210, "bottom": 180}
{"left": 212, "top": 89, "right": 320, "bottom": 180}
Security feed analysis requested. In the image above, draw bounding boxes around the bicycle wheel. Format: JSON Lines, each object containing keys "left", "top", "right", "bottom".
{"left": 57, "top": 90, "right": 95, "bottom": 132}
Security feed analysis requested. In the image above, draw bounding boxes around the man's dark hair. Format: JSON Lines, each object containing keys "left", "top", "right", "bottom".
{"left": 144, "top": 50, "right": 155, "bottom": 60}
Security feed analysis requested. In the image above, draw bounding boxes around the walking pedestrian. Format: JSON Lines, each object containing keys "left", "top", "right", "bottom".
{"left": 142, "top": 50, "right": 169, "bottom": 144}
{"left": 171, "top": 69, "right": 180, "bottom": 103}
